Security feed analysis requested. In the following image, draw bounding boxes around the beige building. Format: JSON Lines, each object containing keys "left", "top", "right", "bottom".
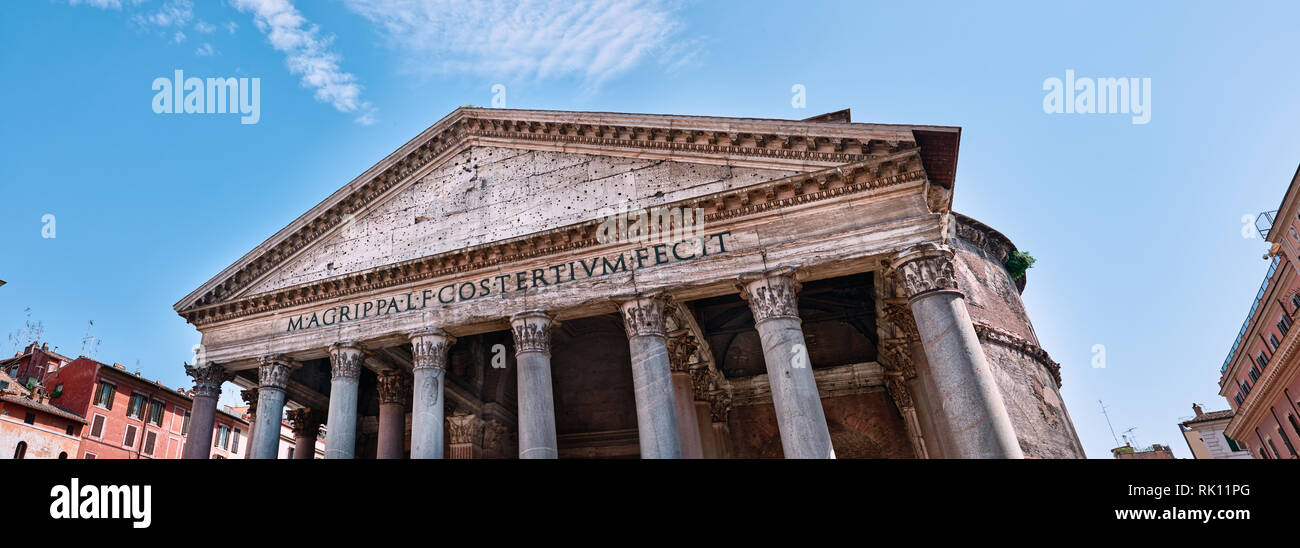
{"left": 1180, "top": 404, "right": 1252, "bottom": 459}
{"left": 173, "top": 107, "right": 1084, "bottom": 459}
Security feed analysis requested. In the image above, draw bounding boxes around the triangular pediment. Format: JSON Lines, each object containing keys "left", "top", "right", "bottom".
{"left": 175, "top": 107, "right": 958, "bottom": 318}
{"left": 240, "top": 145, "right": 803, "bottom": 296}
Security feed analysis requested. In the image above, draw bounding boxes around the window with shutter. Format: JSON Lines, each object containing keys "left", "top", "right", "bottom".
{"left": 143, "top": 431, "right": 157, "bottom": 456}
{"left": 123, "top": 424, "right": 138, "bottom": 447}
{"left": 90, "top": 415, "right": 106, "bottom": 438}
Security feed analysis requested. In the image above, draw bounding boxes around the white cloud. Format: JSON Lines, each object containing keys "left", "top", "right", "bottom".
{"left": 225, "top": 21, "right": 239, "bottom": 34}
{"left": 172, "top": 30, "right": 186, "bottom": 43}
{"left": 231, "top": 0, "right": 377, "bottom": 125}
{"left": 342, "top": 0, "right": 687, "bottom": 88}
{"left": 194, "top": 20, "right": 216, "bottom": 33}
{"left": 67, "top": 0, "right": 140, "bottom": 9}
{"left": 195, "top": 42, "right": 217, "bottom": 56}
{"left": 135, "top": 0, "right": 194, "bottom": 28}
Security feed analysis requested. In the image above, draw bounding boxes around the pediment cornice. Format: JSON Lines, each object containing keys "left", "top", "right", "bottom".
{"left": 179, "top": 148, "right": 931, "bottom": 327}
{"left": 175, "top": 107, "right": 958, "bottom": 317}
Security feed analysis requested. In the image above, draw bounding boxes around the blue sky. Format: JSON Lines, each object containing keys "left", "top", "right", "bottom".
{"left": 2, "top": 0, "right": 1297, "bottom": 458}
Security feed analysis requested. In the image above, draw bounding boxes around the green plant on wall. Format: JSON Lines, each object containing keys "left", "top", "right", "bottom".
{"left": 1005, "top": 250, "right": 1036, "bottom": 280}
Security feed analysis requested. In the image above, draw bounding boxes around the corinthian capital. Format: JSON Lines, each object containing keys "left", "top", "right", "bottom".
{"left": 617, "top": 293, "right": 668, "bottom": 339}
{"left": 409, "top": 328, "right": 456, "bottom": 371}
{"left": 377, "top": 370, "right": 412, "bottom": 406}
{"left": 892, "top": 243, "right": 960, "bottom": 300}
{"left": 328, "top": 341, "right": 366, "bottom": 380}
{"left": 240, "top": 388, "right": 259, "bottom": 417}
{"left": 257, "top": 354, "right": 298, "bottom": 390}
{"left": 666, "top": 331, "right": 697, "bottom": 373}
{"left": 446, "top": 413, "right": 485, "bottom": 446}
{"left": 738, "top": 266, "right": 801, "bottom": 323}
{"left": 184, "top": 363, "right": 232, "bottom": 399}
{"left": 510, "top": 311, "right": 554, "bottom": 355}
{"left": 286, "top": 408, "right": 322, "bottom": 438}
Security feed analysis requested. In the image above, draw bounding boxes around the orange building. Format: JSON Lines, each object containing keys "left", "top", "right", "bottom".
{"left": 0, "top": 370, "right": 85, "bottom": 459}
{"left": 1221, "top": 164, "right": 1300, "bottom": 459}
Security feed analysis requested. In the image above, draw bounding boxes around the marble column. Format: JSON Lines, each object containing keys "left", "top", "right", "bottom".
{"left": 739, "top": 266, "right": 834, "bottom": 459}
{"left": 618, "top": 294, "right": 683, "bottom": 459}
{"left": 240, "top": 389, "right": 258, "bottom": 458}
{"left": 511, "top": 311, "right": 558, "bottom": 459}
{"left": 667, "top": 332, "right": 704, "bottom": 459}
{"left": 324, "top": 342, "right": 365, "bottom": 459}
{"left": 410, "top": 328, "right": 455, "bottom": 459}
{"left": 447, "top": 413, "right": 485, "bottom": 459}
{"left": 251, "top": 355, "right": 297, "bottom": 460}
{"left": 376, "top": 370, "right": 411, "bottom": 459}
{"left": 892, "top": 243, "right": 1023, "bottom": 459}
{"left": 286, "top": 408, "right": 321, "bottom": 459}
{"left": 181, "top": 363, "right": 231, "bottom": 459}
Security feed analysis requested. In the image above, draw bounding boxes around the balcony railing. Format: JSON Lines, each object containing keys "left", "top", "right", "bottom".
{"left": 1257, "top": 210, "right": 1279, "bottom": 240}
{"left": 1223, "top": 255, "right": 1281, "bottom": 374}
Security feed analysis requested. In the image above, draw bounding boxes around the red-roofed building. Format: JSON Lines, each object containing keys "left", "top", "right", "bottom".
{"left": 0, "top": 370, "right": 85, "bottom": 459}
{"left": 40, "top": 354, "right": 248, "bottom": 459}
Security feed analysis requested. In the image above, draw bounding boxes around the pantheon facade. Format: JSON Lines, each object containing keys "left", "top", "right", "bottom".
{"left": 174, "top": 107, "right": 1084, "bottom": 459}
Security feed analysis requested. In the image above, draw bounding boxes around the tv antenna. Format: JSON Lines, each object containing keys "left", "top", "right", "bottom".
{"left": 80, "top": 320, "right": 100, "bottom": 358}
{"left": 1122, "top": 427, "right": 1140, "bottom": 449}
{"left": 1099, "top": 400, "right": 1120, "bottom": 446}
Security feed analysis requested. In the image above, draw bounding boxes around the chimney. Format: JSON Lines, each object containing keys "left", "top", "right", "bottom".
{"left": 1193, "top": 403, "right": 1204, "bottom": 418}
{"left": 41, "top": 343, "right": 48, "bottom": 351}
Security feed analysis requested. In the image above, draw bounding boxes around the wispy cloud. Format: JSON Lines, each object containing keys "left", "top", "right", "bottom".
{"left": 231, "top": 0, "right": 377, "bottom": 125}
{"left": 195, "top": 42, "right": 217, "bottom": 56}
{"left": 194, "top": 20, "right": 216, "bottom": 33}
{"left": 342, "top": 0, "right": 688, "bottom": 89}
{"left": 67, "top": 0, "right": 140, "bottom": 9}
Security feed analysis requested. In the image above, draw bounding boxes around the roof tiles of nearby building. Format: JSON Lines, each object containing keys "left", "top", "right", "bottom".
{"left": 0, "top": 371, "right": 87, "bottom": 424}
{"left": 1180, "top": 409, "right": 1235, "bottom": 426}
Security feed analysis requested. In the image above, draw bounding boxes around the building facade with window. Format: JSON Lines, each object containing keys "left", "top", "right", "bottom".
{"left": 1179, "top": 404, "right": 1252, "bottom": 459}
{"left": 43, "top": 356, "right": 249, "bottom": 459}
{"left": 1, "top": 342, "right": 74, "bottom": 392}
{"left": 1222, "top": 164, "right": 1300, "bottom": 459}
{"left": 174, "top": 107, "right": 1085, "bottom": 459}
{"left": 0, "top": 371, "right": 84, "bottom": 459}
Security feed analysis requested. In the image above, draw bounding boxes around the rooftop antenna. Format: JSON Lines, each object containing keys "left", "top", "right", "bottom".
{"left": 80, "top": 320, "right": 100, "bottom": 358}
{"left": 7, "top": 308, "right": 43, "bottom": 355}
{"left": 1099, "top": 400, "right": 1120, "bottom": 447}
{"left": 1122, "top": 427, "right": 1139, "bottom": 449}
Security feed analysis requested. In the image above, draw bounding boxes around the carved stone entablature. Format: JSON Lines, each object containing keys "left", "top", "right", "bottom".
{"left": 328, "top": 341, "right": 366, "bottom": 380}
{"left": 730, "top": 362, "right": 884, "bottom": 408}
{"left": 618, "top": 294, "right": 668, "bottom": 339}
{"left": 240, "top": 388, "right": 258, "bottom": 417}
{"left": 410, "top": 328, "right": 455, "bottom": 371}
{"left": 738, "top": 266, "right": 802, "bottom": 323}
{"left": 446, "top": 413, "right": 485, "bottom": 446}
{"left": 510, "top": 311, "right": 555, "bottom": 355}
{"left": 176, "top": 143, "right": 934, "bottom": 327}
{"left": 377, "top": 370, "right": 412, "bottom": 407}
{"left": 892, "top": 243, "right": 959, "bottom": 300}
{"left": 972, "top": 323, "right": 1063, "bottom": 387}
{"left": 184, "top": 363, "right": 232, "bottom": 398}
{"left": 953, "top": 212, "right": 1015, "bottom": 264}
{"left": 286, "top": 408, "right": 322, "bottom": 438}
{"left": 257, "top": 355, "right": 298, "bottom": 390}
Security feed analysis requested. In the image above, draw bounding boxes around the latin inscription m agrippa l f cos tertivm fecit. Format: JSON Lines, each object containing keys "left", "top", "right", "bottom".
{"left": 283, "top": 231, "right": 733, "bottom": 332}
